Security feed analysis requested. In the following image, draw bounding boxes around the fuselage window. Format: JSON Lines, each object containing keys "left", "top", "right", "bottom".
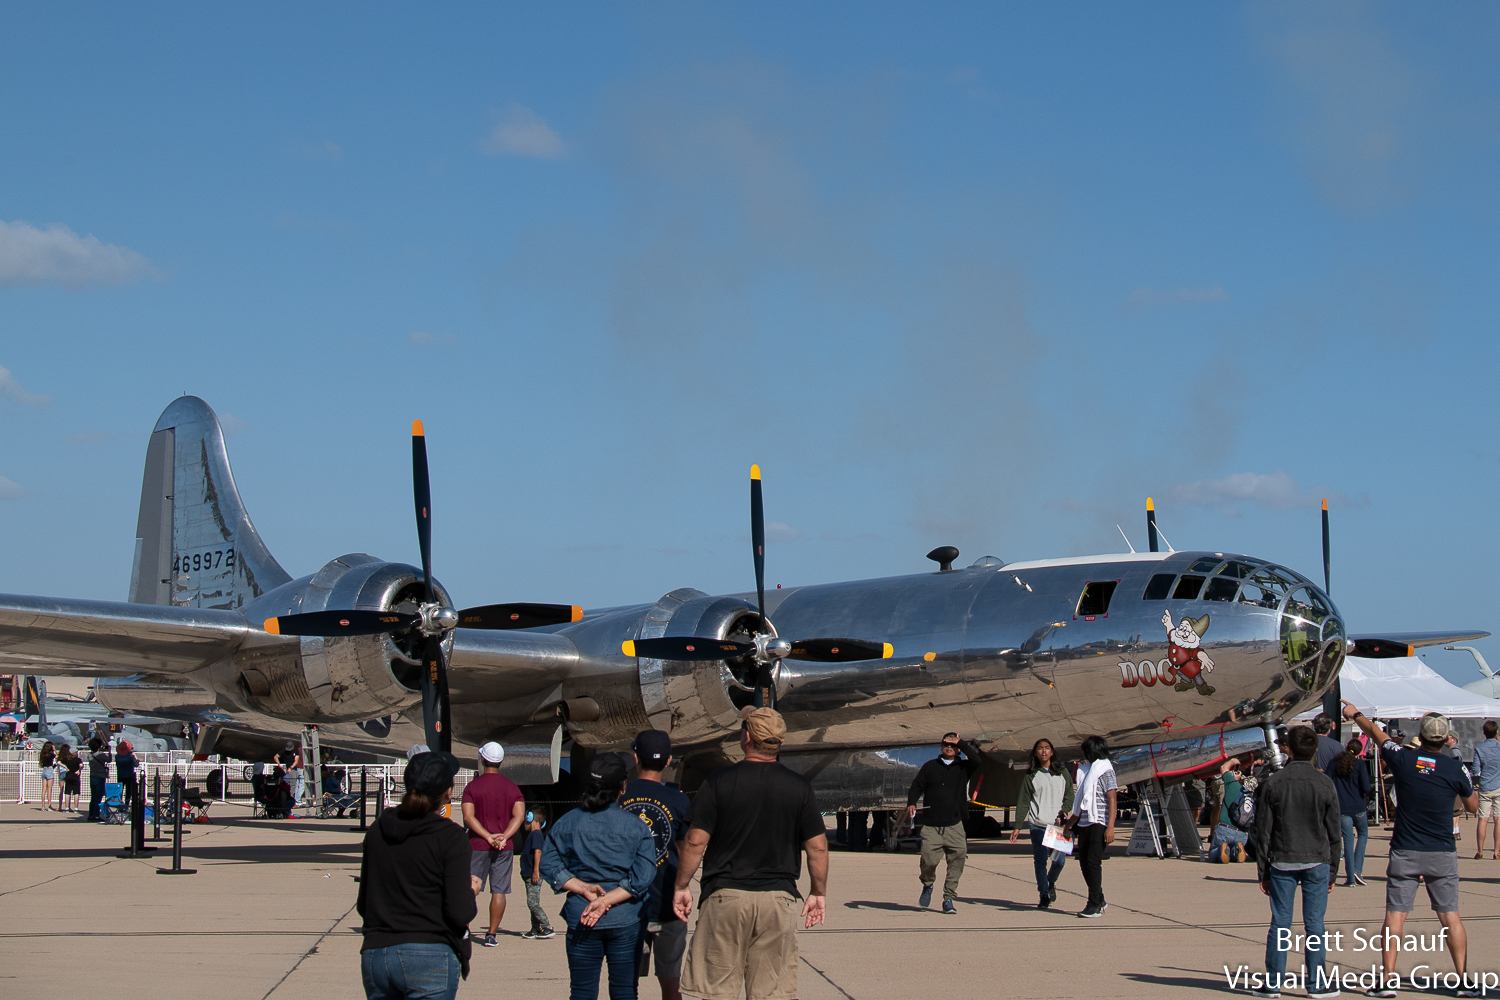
{"left": 1188, "top": 558, "right": 1222, "bottom": 574}
{"left": 1203, "top": 578, "right": 1239, "bottom": 602}
{"left": 1172, "top": 575, "right": 1205, "bottom": 600}
{"left": 1076, "top": 581, "right": 1118, "bottom": 617}
{"left": 1218, "top": 561, "right": 1256, "bottom": 579}
{"left": 1142, "top": 574, "right": 1175, "bottom": 601}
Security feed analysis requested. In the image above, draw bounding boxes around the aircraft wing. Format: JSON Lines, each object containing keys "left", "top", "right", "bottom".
{"left": 0, "top": 593, "right": 276, "bottom": 677}
{"left": 1349, "top": 630, "right": 1491, "bottom": 658}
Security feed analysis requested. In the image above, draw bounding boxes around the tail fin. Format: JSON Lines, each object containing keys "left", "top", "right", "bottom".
{"left": 128, "top": 396, "right": 291, "bottom": 610}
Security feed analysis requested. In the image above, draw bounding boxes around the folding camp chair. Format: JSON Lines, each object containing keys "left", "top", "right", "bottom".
{"left": 182, "top": 786, "right": 211, "bottom": 823}
{"left": 101, "top": 782, "right": 129, "bottom": 824}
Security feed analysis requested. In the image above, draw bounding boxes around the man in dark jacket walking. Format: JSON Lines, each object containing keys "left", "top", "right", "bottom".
{"left": 906, "top": 733, "right": 979, "bottom": 913}
{"left": 1251, "top": 726, "right": 1342, "bottom": 999}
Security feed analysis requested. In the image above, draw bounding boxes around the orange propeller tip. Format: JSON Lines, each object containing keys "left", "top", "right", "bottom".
{"left": 882, "top": 643, "right": 894, "bottom": 659}
{"left": 1322, "top": 497, "right": 1328, "bottom": 510}
{"left": 571, "top": 606, "right": 584, "bottom": 622}
{"left": 923, "top": 651, "right": 936, "bottom": 662}
{"left": 263, "top": 618, "right": 281, "bottom": 635}
{"left": 750, "top": 464, "right": 761, "bottom": 480}
{"left": 412, "top": 419, "right": 425, "bottom": 437}
{"left": 621, "top": 640, "right": 636, "bottom": 657}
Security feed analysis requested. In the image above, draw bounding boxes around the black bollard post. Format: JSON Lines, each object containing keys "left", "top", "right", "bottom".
{"left": 156, "top": 774, "right": 197, "bottom": 876}
{"left": 150, "top": 770, "right": 164, "bottom": 841}
{"left": 117, "top": 772, "right": 152, "bottom": 858}
{"left": 349, "top": 766, "right": 368, "bottom": 832}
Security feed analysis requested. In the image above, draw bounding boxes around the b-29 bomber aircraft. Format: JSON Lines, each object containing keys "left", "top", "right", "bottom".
{"left": 0, "top": 397, "right": 1484, "bottom": 808}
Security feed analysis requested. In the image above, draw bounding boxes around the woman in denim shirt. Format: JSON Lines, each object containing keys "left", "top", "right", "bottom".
{"left": 541, "top": 753, "right": 658, "bottom": 1000}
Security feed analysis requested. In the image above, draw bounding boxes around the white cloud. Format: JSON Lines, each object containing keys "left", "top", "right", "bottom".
{"left": 1169, "top": 471, "right": 1367, "bottom": 514}
{"left": 285, "top": 139, "right": 343, "bottom": 163}
{"left": 0, "top": 476, "right": 28, "bottom": 500}
{"left": 1128, "top": 284, "right": 1230, "bottom": 309}
{"left": 483, "top": 104, "right": 567, "bottom": 159}
{"left": 219, "top": 413, "right": 248, "bottom": 436}
{"left": 0, "top": 365, "right": 51, "bottom": 408}
{"left": 765, "top": 522, "right": 803, "bottom": 544}
{"left": 0, "top": 219, "right": 154, "bottom": 288}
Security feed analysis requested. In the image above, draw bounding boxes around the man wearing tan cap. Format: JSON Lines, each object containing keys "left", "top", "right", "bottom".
{"left": 1344, "top": 702, "right": 1479, "bottom": 998}
{"left": 674, "top": 706, "right": 828, "bottom": 1000}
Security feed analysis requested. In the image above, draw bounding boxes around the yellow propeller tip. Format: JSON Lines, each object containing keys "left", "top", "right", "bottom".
{"left": 750, "top": 464, "right": 761, "bottom": 480}
{"left": 412, "top": 419, "right": 425, "bottom": 437}
{"left": 263, "top": 618, "right": 281, "bottom": 635}
{"left": 571, "top": 606, "right": 584, "bottom": 622}
{"left": 882, "top": 643, "right": 894, "bottom": 659}
{"left": 1146, "top": 497, "right": 1154, "bottom": 510}
{"left": 923, "top": 651, "right": 936, "bottom": 662}
{"left": 622, "top": 640, "right": 636, "bottom": 657}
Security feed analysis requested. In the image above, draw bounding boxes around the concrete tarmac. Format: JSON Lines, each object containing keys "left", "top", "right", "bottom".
{"left": 4, "top": 801, "right": 1498, "bottom": 999}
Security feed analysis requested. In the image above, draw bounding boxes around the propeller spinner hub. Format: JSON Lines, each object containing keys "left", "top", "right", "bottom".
{"left": 758, "top": 635, "right": 792, "bottom": 660}
{"left": 419, "top": 604, "right": 460, "bottom": 635}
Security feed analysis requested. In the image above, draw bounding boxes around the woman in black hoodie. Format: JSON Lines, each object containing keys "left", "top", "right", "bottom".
{"left": 358, "top": 751, "right": 477, "bottom": 999}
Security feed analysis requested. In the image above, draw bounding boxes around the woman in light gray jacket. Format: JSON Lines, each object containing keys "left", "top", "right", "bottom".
{"left": 1009, "top": 738, "right": 1074, "bottom": 909}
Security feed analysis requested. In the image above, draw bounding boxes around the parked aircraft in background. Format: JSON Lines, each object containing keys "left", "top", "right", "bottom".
{"left": 0, "top": 397, "right": 1484, "bottom": 807}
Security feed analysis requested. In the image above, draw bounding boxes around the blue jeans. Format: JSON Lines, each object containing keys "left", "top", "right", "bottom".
{"left": 1027, "top": 826, "right": 1067, "bottom": 894}
{"left": 361, "top": 943, "right": 459, "bottom": 1000}
{"left": 88, "top": 776, "right": 105, "bottom": 821}
{"left": 1209, "top": 823, "right": 1248, "bottom": 860}
{"left": 1339, "top": 812, "right": 1368, "bottom": 883}
{"left": 1265, "top": 864, "right": 1331, "bottom": 988}
{"left": 565, "top": 924, "right": 637, "bottom": 1000}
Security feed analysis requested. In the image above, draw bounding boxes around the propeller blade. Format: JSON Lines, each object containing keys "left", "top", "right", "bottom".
{"left": 1350, "top": 638, "right": 1414, "bottom": 659}
{"left": 754, "top": 660, "right": 776, "bottom": 709}
{"left": 1147, "top": 497, "right": 1158, "bottom": 553}
{"left": 412, "top": 420, "right": 434, "bottom": 602}
{"left": 263, "top": 610, "right": 418, "bottom": 637}
{"left": 1318, "top": 498, "right": 1341, "bottom": 737}
{"left": 751, "top": 464, "right": 766, "bottom": 628}
{"left": 420, "top": 634, "right": 451, "bottom": 753}
{"left": 1321, "top": 498, "right": 1331, "bottom": 594}
{"left": 785, "top": 638, "right": 894, "bottom": 663}
{"left": 458, "top": 603, "right": 584, "bottom": 630}
{"left": 622, "top": 637, "right": 754, "bottom": 661}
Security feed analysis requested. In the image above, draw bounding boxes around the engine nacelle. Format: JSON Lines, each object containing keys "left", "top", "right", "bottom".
{"left": 207, "top": 553, "right": 452, "bottom": 724}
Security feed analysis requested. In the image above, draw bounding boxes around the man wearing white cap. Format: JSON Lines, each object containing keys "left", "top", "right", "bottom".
{"left": 461, "top": 741, "right": 526, "bottom": 947}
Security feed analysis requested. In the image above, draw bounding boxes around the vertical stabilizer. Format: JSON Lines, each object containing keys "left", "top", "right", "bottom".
{"left": 127, "top": 397, "right": 291, "bottom": 610}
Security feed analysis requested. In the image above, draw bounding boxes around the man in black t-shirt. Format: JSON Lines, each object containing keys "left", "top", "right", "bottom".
{"left": 621, "top": 729, "right": 692, "bottom": 1000}
{"left": 674, "top": 707, "right": 828, "bottom": 1000}
{"left": 1345, "top": 702, "right": 1478, "bottom": 997}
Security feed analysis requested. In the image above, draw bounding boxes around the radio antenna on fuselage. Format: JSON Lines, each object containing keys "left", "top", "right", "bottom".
{"left": 1116, "top": 524, "right": 1136, "bottom": 553}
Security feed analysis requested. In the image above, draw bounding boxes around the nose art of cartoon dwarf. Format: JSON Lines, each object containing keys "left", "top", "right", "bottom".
{"left": 1162, "top": 609, "right": 1215, "bottom": 696}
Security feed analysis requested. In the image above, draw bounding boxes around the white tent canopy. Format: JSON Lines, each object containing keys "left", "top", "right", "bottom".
{"left": 1298, "top": 656, "right": 1500, "bottom": 720}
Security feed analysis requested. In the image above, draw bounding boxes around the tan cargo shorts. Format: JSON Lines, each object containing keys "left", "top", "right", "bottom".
{"left": 682, "top": 888, "right": 800, "bottom": 1000}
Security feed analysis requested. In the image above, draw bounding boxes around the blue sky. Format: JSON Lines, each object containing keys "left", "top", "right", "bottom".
{"left": 2, "top": 3, "right": 1498, "bottom": 687}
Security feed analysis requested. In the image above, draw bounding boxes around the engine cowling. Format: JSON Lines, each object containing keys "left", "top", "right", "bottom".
{"left": 207, "top": 553, "right": 452, "bottom": 724}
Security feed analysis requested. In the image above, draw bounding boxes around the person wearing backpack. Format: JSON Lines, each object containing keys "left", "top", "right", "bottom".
{"left": 1208, "top": 758, "right": 1250, "bottom": 863}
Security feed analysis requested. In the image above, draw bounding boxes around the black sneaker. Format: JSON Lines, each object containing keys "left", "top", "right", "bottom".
{"left": 482, "top": 933, "right": 498, "bottom": 947}
{"left": 918, "top": 884, "right": 933, "bottom": 908}
{"left": 1047, "top": 880, "right": 1058, "bottom": 903}
{"left": 941, "top": 899, "right": 957, "bottom": 914}
{"left": 1078, "top": 904, "right": 1104, "bottom": 918}
{"left": 1248, "top": 988, "right": 1280, "bottom": 999}
{"left": 1364, "top": 988, "right": 1396, "bottom": 998}
{"left": 1037, "top": 894, "right": 1050, "bottom": 909}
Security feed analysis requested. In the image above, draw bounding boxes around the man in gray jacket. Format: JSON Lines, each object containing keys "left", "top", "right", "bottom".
{"left": 1251, "top": 726, "right": 1342, "bottom": 999}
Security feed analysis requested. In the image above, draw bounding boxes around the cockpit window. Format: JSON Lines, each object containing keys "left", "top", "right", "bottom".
{"left": 1172, "top": 575, "right": 1205, "bottom": 600}
{"left": 1203, "top": 577, "right": 1239, "bottom": 602}
{"left": 1218, "top": 560, "right": 1256, "bottom": 579}
{"left": 1076, "top": 581, "right": 1118, "bottom": 617}
{"left": 1280, "top": 585, "right": 1344, "bottom": 692}
{"left": 1239, "top": 584, "right": 1281, "bottom": 608}
{"left": 1142, "top": 574, "right": 1175, "bottom": 601}
{"left": 1188, "top": 558, "right": 1222, "bottom": 574}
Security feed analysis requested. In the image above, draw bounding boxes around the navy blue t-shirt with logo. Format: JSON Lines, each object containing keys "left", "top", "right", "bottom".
{"left": 619, "top": 777, "right": 691, "bottom": 921}
{"left": 1381, "top": 739, "right": 1473, "bottom": 853}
